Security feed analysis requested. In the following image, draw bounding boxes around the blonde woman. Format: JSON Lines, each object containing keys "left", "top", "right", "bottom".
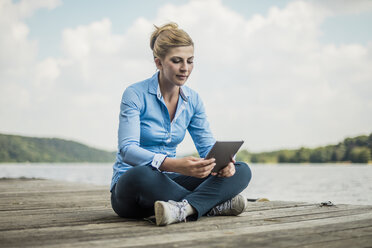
{"left": 110, "top": 23, "right": 251, "bottom": 226}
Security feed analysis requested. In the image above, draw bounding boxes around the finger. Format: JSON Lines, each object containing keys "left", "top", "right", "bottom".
{"left": 221, "top": 169, "right": 231, "bottom": 177}
{"left": 219, "top": 164, "right": 234, "bottom": 177}
{"left": 208, "top": 163, "right": 216, "bottom": 173}
{"left": 197, "top": 158, "right": 215, "bottom": 167}
{"left": 203, "top": 158, "right": 216, "bottom": 165}
{"left": 227, "top": 166, "right": 236, "bottom": 177}
{"left": 218, "top": 166, "right": 228, "bottom": 177}
{"left": 219, "top": 171, "right": 231, "bottom": 178}
{"left": 196, "top": 163, "right": 215, "bottom": 176}
{"left": 227, "top": 164, "right": 236, "bottom": 176}
{"left": 198, "top": 168, "right": 214, "bottom": 178}
{"left": 189, "top": 156, "right": 203, "bottom": 162}
{"left": 222, "top": 163, "right": 232, "bottom": 172}
{"left": 203, "top": 163, "right": 215, "bottom": 172}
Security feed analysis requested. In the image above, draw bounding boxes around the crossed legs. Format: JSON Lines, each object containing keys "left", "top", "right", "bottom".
{"left": 111, "top": 162, "right": 251, "bottom": 219}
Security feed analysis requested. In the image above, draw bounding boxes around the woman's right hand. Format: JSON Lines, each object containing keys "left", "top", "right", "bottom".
{"left": 160, "top": 156, "right": 216, "bottom": 178}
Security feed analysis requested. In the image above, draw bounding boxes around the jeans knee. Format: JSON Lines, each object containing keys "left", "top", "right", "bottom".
{"left": 235, "top": 162, "right": 252, "bottom": 188}
{"left": 116, "top": 165, "right": 155, "bottom": 192}
{"left": 127, "top": 165, "right": 153, "bottom": 178}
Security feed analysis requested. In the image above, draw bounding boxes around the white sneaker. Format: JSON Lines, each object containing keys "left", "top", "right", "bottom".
{"left": 207, "top": 194, "right": 247, "bottom": 216}
{"left": 155, "top": 199, "right": 188, "bottom": 226}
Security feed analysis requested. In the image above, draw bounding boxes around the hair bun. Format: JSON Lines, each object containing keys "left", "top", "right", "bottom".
{"left": 150, "top": 23, "right": 178, "bottom": 50}
{"left": 150, "top": 22, "right": 193, "bottom": 59}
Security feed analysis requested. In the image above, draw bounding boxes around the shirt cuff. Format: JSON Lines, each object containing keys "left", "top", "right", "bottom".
{"left": 151, "top": 154, "right": 167, "bottom": 171}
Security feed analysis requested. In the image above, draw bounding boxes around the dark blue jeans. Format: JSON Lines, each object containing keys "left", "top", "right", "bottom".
{"left": 111, "top": 162, "right": 251, "bottom": 219}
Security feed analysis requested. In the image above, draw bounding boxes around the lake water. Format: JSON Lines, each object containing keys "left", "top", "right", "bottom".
{"left": 1, "top": 163, "right": 371, "bottom": 205}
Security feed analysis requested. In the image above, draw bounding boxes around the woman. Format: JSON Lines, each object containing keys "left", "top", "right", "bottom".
{"left": 111, "top": 22, "right": 252, "bottom": 226}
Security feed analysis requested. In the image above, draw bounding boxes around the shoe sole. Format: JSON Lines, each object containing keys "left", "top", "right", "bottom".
{"left": 154, "top": 201, "right": 166, "bottom": 226}
{"left": 236, "top": 195, "right": 248, "bottom": 215}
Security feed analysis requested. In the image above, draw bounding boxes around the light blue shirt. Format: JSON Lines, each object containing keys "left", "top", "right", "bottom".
{"left": 111, "top": 72, "right": 215, "bottom": 191}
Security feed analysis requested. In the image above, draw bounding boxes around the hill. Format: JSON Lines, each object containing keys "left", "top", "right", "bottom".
{"left": 0, "top": 133, "right": 115, "bottom": 163}
{"left": 236, "top": 133, "right": 372, "bottom": 164}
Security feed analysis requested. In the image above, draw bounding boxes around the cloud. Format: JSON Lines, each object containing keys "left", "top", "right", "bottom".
{"left": 313, "top": 0, "right": 372, "bottom": 15}
{"left": 150, "top": 0, "right": 372, "bottom": 151}
{"left": 0, "top": 0, "right": 371, "bottom": 153}
{"left": 0, "top": 0, "right": 61, "bottom": 123}
{"left": 0, "top": 0, "right": 61, "bottom": 76}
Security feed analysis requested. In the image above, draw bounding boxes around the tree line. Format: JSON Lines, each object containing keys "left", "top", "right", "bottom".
{"left": 1, "top": 132, "right": 371, "bottom": 164}
{"left": 0, "top": 133, "right": 115, "bottom": 163}
{"left": 236, "top": 133, "right": 372, "bottom": 164}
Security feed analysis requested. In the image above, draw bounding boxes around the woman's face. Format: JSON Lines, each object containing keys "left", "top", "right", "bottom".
{"left": 156, "top": 45, "right": 194, "bottom": 87}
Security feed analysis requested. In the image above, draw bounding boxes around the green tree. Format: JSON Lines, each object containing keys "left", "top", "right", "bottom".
{"left": 354, "top": 135, "right": 369, "bottom": 146}
{"left": 278, "top": 150, "right": 294, "bottom": 163}
{"left": 278, "top": 153, "right": 289, "bottom": 163}
{"left": 236, "top": 149, "right": 250, "bottom": 163}
{"left": 310, "top": 148, "right": 326, "bottom": 163}
{"left": 350, "top": 147, "right": 371, "bottom": 163}
{"left": 292, "top": 147, "right": 311, "bottom": 163}
{"left": 250, "top": 154, "right": 258, "bottom": 163}
{"left": 331, "top": 144, "right": 346, "bottom": 162}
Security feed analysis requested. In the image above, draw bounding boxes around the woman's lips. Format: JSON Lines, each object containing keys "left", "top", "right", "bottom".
{"left": 176, "top": 75, "right": 187, "bottom": 80}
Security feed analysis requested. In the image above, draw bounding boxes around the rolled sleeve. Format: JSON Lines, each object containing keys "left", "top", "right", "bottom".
{"left": 151, "top": 153, "right": 167, "bottom": 171}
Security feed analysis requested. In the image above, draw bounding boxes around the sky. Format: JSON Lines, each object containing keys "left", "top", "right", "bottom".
{"left": 1, "top": 0, "right": 372, "bottom": 155}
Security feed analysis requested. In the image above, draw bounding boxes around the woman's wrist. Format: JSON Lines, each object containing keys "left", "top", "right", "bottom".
{"left": 159, "top": 157, "right": 178, "bottom": 172}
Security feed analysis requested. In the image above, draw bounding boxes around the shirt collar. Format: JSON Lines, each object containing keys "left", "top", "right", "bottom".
{"left": 148, "top": 71, "right": 189, "bottom": 102}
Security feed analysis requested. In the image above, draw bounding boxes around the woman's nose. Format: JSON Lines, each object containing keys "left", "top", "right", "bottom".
{"left": 180, "top": 62, "right": 188, "bottom": 71}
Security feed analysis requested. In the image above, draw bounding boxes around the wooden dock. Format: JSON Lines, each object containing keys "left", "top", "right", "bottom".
{"left": 0, "top": 178, "right": 371, "bottom": 247}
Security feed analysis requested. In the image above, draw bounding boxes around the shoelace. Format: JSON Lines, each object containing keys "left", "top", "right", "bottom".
{"left": 168, "top": 199, "right": 188, "bottom": 222}
{"left": 207, "top": 199, "right": 232, "bottom": 216}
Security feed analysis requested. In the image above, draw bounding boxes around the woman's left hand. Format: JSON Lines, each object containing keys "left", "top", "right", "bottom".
{"left": 211, "top": 158, "right": 236, "bottom": 178}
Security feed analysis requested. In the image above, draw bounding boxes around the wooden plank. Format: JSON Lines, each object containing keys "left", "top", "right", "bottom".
{"left": 0, "top": 178, "right": 109, "bottom": 212}
{"left": 0, "top": 193, "right": 109, "bottom": 212}
{"left": 300, "top": 236, "right": 372, "bottom": 248}
{"left": 244, "top": 201, "right": 312, "bottom": 211}
{"left": 0, "top": 178, "right": 106, "bottom": 193}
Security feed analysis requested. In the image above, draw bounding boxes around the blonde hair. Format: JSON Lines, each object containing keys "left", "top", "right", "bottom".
{"left": 150, "top": 22, "right": 194, "bottom": 59}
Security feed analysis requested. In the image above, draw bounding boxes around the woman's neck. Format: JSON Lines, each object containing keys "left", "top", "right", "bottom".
{"left": 158, "top": 73, "right": 180, "bottom": 102}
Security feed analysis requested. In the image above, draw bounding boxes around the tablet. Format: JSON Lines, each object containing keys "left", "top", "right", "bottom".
{"left": 205, "top": 141, "right": 244, "bottom": 173}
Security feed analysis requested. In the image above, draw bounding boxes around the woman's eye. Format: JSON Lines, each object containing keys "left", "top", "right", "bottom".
{"left": 187, "top": 60, "right": 193, "bottom": 64}
{"left": 171, "top": 59, "right": 181, "bottom": 63}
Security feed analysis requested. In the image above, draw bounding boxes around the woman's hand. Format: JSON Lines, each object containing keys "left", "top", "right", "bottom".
{"left": 211, "top": 158, "right": 236, "bottom": 178}
{"left": 160, "top": 156, "right": 216, "bottom": 178}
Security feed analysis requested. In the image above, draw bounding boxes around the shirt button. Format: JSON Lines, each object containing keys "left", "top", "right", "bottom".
{"left": 166, "top": 138, "right": 171, "bottom": 143}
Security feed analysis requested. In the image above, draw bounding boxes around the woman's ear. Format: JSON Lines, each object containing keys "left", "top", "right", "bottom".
{"left": 154, "top": 57, "right": 162, "bottom": 70}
